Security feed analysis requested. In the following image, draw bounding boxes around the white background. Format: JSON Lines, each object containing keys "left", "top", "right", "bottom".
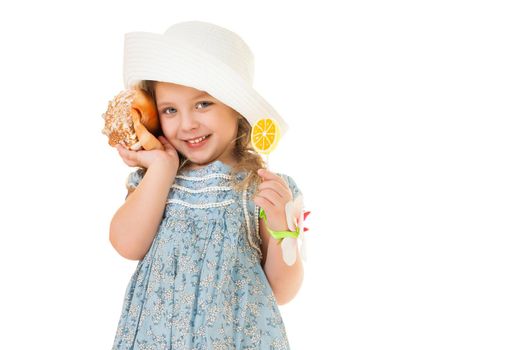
{"left": 1, "top": 0, "right": 524, "bottom": 349}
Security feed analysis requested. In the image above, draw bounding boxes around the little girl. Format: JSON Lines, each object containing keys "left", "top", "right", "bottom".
{"left": 109, "top": 21, "right": 304, "bottom": 349}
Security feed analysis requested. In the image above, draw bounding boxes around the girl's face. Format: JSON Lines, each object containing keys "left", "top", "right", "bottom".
{"left": 154, "top": 82, "right": 239, "bottom": 169}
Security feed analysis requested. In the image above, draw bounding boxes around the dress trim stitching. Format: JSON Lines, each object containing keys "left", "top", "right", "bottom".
{"left": 171, "top": 185, "right": 232, "bottom": 193}
{"left": 166, "top": 198, "right": 235, "bottom": 209}
{"left": 243, "top": 182, "right": 262, "bottom": 260}
{"left": 176, "top": 174, "right": 233, "bottom": 181}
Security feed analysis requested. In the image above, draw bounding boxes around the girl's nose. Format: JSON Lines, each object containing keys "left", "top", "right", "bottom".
{"left": 180, "top": 112, "right": 199, "bottom": 131}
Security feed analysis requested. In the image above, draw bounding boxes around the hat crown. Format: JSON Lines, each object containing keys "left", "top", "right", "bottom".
{"left": 165, "top": 21, "right": 255, "bottom": 84}
{"left": 123, "top": 21, "right": 289, "bottom": 134}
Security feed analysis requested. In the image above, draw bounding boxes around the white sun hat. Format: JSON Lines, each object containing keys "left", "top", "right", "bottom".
{"left": 123, "top": 20, "right": 288, "bottom": 135}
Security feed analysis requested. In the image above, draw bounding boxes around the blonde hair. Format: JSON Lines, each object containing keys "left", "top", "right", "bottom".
{"left": 135, "top": 80, "right": 266, "bottom": 192}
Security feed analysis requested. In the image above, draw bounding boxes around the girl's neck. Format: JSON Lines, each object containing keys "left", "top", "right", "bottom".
{"left": 186, "top": 158, "right": 237, "bottom": 171}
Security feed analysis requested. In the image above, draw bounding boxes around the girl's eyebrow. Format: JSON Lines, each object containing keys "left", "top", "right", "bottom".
{"left": 157, "top": 92, "right": 210, "bottom": 108}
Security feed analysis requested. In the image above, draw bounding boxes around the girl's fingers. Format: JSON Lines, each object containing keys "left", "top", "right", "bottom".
{"left": 118, "top": 144, "right": 130, "bottom": 158}
{"left": 257, "top": 169, "right": 287, "bottom": 187}
{"left": 159, "top": 136, "right": 174, "bottom": 148}
{"left": 116, "top": 144, "right": 127, "bottom": 157}
{"left": 253, "top": 195, "right": 272, "bottom": 213}
{"left": 257, "top": 180, "right": 291, "bottom": 199}
{"left": 116, "top": 143, "right": 138, "bottom": 166}
{"left": 255, "top": 188, "right": 283, "bottom": 208}
{"left": 117, "top": 142, "right": 130, "bottom": 153}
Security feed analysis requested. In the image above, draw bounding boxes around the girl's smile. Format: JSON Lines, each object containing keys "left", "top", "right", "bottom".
{"left": 185, "top": 134, "right": 211, "bottom": 146}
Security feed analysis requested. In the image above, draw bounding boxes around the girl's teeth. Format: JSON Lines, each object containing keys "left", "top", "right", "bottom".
{"left": 188, "top": 136, "right": 207, "bottom": 144}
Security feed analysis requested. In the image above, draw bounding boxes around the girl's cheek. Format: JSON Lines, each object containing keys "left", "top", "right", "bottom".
{"left": 160, "top": 119, "right": 179, "bottom": 136}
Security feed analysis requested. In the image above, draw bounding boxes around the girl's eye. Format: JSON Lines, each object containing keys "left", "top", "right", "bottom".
{"left": 196, "top": 101, "right": 213, "bottom": 109}
{"left": 162, "top": 102, "right": 213, "bottom": 115}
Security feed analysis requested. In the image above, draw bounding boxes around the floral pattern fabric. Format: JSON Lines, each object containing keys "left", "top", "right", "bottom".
{"left": 112, "top": 160, "right": 302, "bottom": 349}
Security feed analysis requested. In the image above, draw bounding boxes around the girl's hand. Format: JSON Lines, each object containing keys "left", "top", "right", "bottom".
{"left": 115, "top": 136, "right": 180, "bottom": 170}
{"left": 253, "top": 169, "right": 293, "bottom": 232}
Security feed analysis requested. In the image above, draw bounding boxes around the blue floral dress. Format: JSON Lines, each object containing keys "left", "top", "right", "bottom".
{"left": 112, "top": 160, "right": 302, "bottom": 350}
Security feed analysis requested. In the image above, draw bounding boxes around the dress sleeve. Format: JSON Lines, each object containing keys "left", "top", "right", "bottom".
{"left": 125, "top": 167, "right": 146, "bottom": 192}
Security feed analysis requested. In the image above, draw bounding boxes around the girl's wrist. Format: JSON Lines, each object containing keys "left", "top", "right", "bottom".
{"left": 259, "top": 210, "right": 299, "bottom": 240}
{"left": 151, "top": 154, "right": 179, "bottom": 173}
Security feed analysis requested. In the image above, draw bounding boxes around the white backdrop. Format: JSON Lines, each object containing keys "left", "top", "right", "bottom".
{"left": 1, "top": 0, "right": 524, "bottom": 349}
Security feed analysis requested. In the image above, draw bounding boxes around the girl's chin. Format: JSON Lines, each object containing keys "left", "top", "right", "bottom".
{"left": 180, "top": 153, "right": 212, "bottom": 166}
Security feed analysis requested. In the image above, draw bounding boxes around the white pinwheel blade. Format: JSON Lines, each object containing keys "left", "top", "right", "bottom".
{"left": 285, "top": 201, "right": 296, "bottom": 231}
{"left": 281, "top": 237, "right": 297, "bottom": 266}
{"left": 300, "top": 235, "right": 307, "bottom": 262}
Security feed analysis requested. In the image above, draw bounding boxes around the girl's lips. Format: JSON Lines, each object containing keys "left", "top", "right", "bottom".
{"left": 185, "top": 134, "right": 210, "bottom": 149}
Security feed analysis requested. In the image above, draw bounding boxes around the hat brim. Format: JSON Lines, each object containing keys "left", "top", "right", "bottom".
{"left": 123, "top": 32, "right": 288, "bottom": 134}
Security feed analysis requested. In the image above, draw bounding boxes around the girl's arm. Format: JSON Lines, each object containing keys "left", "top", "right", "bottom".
{"left": 260, "top": 218, "right": 304, "bottom": 305}
{"left": 109, "top": 159, "right": 178, "bottom": 261}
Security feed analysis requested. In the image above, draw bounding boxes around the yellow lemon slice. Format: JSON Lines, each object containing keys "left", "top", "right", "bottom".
{"left": 251, "top": 118, "right": 281, "bottom": 154}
